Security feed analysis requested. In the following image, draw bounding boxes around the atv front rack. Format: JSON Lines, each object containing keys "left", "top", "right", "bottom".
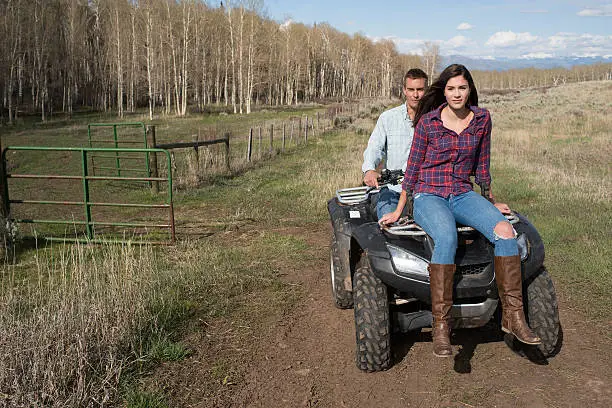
{"left": 336, "top": 186, "right": 375, "bottom": 205}
{"left": 383, "top": 214, "right": 520, "bottom": 236}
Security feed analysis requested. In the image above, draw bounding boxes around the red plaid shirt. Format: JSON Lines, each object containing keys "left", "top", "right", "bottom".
{"left": 402, "top": 103, "right": 492, "bottom": 197}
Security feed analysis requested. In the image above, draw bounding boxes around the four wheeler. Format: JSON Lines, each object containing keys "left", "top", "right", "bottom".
{"left": 328, "top": 170, "right": 562, "bottom": 371}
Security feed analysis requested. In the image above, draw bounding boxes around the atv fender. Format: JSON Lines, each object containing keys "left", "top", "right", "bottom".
{"left": 328, "top": 199, "right": 356, "bottom": 288}
{"left": 351, "top": 223, "right": 432, "bottom": 300}
{"left": 514, "top": 213, "right": 545, "bottom": 281}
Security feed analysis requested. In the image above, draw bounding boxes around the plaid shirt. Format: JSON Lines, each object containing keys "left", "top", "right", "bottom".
{"left": 402, "top": 103, "right": 491, "bottom": 197}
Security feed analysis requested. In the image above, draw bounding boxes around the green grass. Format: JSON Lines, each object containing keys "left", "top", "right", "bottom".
{"left": 125, "top": 390, "right": 168, "bottom": 408}
{"left": 148, "top": 336, "right": 192, "bottom": 362}
{"left": 493, "top": 165, "right": 611, "bottom": 322}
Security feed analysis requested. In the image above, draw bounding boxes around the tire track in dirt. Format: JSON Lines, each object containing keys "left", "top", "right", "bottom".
{"left": 228, "top": 223, "right": 611, "bottom": 408}
{"left": 147, "top": 222, "right": 610, "bottom": 408}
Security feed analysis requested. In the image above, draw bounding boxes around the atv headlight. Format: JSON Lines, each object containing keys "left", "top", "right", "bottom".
{"left": 386, "top": 244, "right": 429, "bottom": 277}
{"left": 517, "top": 233, "right": 530, "bottom": 261}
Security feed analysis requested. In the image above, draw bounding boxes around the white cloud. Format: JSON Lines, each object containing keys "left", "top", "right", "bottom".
{"left": 457, "top": 23, "right": 473, "bottom": 30}
{"left": 373, "top": 36, "right": 430, "bottom": 54}
{"left": 485, "top": 31, "right": 539, "bottom": 48}
{"left": 447, "top": 35, "right": 471, "bottom": 48}
{"left": 577, "top": 5, "right": 612, "bottom": 16}
{"left": 519, "top": 52, "right": 554, "bottom": 59}
{"left": 373, "top": 30, "right": 612, "bottom": 59}
{"left": 546, "top": 32, "right": 612, "bottom": 56}
{"left": 381, "top": 35, "right": 475, "bottom": 56}
{"left": 441, "top": 35, "right": 477, "bottom": 54}
{"left": 279, "top": 19, "right": 293, "bottom": 31}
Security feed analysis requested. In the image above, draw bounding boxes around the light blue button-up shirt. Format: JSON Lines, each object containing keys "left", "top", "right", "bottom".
{"left": 362, "top": 103, "right": 415, "bottom": 193}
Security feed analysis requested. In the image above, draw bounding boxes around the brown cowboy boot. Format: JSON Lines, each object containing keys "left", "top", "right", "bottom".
{"left": 495, "top": 255, "right": 541, "bottom": 345}
{"left": 429, "top": 263, "right": 456, "bottom": 357}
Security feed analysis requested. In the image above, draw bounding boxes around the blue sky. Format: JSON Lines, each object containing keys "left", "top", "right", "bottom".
{"left": 264, "top": 0, "right": 612, "bottom": 59}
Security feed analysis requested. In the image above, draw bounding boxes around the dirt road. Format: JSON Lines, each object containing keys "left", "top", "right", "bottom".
{"left": 150, "top": 223, "right": 611, "bottom": 408}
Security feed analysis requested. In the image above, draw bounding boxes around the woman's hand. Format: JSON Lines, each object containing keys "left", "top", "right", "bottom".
{"left": 494, "top": 202, "right": 512, "bottom": 214}
{"left": 378, "top": 210, "right": 401, "bottom": 226}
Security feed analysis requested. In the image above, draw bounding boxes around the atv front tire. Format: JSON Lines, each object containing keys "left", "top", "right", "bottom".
{"left": 526, "top": 267, "right": 562, "bottom": 356}
{"left": 505, "top": 267, "right": 562, "bottom": 358}
{"left": 330, "top": 232, "right": 353, "bottom": 309}
{"left": 353, "top": 254, "right": 391, "bottom": 372}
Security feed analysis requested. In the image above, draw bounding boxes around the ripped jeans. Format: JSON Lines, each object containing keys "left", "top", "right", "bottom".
{"left": 413, "top": 190, "right": 518, "bottom": 264}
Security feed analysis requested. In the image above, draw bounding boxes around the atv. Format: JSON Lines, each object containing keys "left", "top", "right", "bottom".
{"left": 328, "top": 170, "right": 562, "bottom": 371}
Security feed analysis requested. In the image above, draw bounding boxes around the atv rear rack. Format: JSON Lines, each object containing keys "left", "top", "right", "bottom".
{"left": 383, "top": 214, "right": 520, "bottom": 236}
{"left": 335, "top": 186, "right": 520, "bottom": 236}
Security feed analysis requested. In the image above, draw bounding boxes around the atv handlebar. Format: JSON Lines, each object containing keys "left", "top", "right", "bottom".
{"left": 377, "top": 169, "right": 404, "bottom": 186}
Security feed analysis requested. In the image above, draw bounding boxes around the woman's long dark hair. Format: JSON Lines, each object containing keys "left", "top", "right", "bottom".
{"left": 413, "top": 64, "right": 479, "bottom": 126}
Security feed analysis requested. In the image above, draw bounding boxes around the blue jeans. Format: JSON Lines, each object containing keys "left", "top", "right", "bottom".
{"left": 413, "top": 191, "right": 518, "bottom": 264}
{"left": 376, "top": 187, "right": 400, "bottom": 219}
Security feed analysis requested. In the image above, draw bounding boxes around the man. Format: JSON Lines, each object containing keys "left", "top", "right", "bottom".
{"left": 362, "top": 68, "right": 428, "bottom": 218}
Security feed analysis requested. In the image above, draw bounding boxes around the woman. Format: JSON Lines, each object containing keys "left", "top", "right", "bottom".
{"left": 379, "top": 64, "right": 540, "bottom": 357}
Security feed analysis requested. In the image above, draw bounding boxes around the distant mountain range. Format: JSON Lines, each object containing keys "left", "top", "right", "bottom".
{"left": 441, "top": 55, "right": 611, "bottom": 71}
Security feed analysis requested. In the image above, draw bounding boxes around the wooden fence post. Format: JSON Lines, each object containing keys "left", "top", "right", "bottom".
{"left": 291, "top": 121, "right": 295, "bottom": 144}
{"left": 311, "top": 118, "right": 315, "bottom": 138}
{"left": 282, "top": 123, "right": 286, "bottom": 152}
{"left": 298, "top": 117, "right": 302, "bottom": 137}
{"left": 147, "top": 125, "right": 159, "bottom": 193}
{"left": 193, "top": 131, "right": 200, "bottom": 173}
{"left": 224, "top": 132, "right": 231, "bottom": 172}
{"left": 0, "top": 133, "right": 8, "bottom": 218}
{"left": 269, "top": 124, "right": 274, "bottom": 154}
{"left": 304, "top": 116, "right": 308, "bottom": 143}
{"left": 317, "top": 112, "right": 320, "bottom": 131}
{"left": 247, "top": 128, "right": 253, "bottom": 162}
{"left": 258, "top": 127, "right": 262, "bottom": 158}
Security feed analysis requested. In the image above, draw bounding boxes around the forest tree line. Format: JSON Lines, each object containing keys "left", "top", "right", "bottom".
{"left": 1, "top": 0, "right": 611, "bottom": 123}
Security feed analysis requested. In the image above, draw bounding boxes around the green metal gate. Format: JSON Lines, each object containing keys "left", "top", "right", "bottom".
{"left": 1, "top": 146, "right": 174, "bottom": 244}
{"left": 87, "top": 122, "right": 151, "bottom": 178}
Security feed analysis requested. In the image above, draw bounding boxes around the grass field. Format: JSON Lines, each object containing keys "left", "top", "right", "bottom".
{"left": 0, "top": 82, "right": 609, "bottom": 406}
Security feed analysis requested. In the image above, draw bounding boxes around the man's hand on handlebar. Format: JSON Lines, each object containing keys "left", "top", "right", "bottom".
{"left": 363, "top": 170, "right": 380, "bottom": 188}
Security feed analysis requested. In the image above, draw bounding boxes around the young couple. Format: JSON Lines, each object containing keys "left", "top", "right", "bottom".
{"left": 362, "top": 64, "right": 540, "bottom": 358}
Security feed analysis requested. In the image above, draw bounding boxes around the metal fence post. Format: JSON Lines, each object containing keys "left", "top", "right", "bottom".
{"left": 87, "top": 124, "right": 96, "bottom": 176}
{"left": 147, "top": 125, "right": 159, "bottom": 193}
{"left": 113, "top": 125, "right": 120, "bottom": 176}
{"left": 81, "top": 150, "right": 93, "bottom": 240}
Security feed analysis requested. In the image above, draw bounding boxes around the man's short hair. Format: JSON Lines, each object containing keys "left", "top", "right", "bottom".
{"left": 403, "top": 68, "right": 428, "bottom": 87}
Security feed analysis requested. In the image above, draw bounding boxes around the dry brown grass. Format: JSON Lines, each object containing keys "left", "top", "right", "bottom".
{"left": 0, "top": 242, "right": 166, "bottom": 406}
{"left": 483, "top": 81, "right": 611, "bottom": 204}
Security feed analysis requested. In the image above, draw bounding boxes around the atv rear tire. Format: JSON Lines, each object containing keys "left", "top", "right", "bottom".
{"left": 330, "top": 232, "right": 353, "bottom": 309}
{"left": 353, "top": 254, "right": 391, "bottom": 372}
{"left": 505, "top": 267, "right": 562, "bottom": 358}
